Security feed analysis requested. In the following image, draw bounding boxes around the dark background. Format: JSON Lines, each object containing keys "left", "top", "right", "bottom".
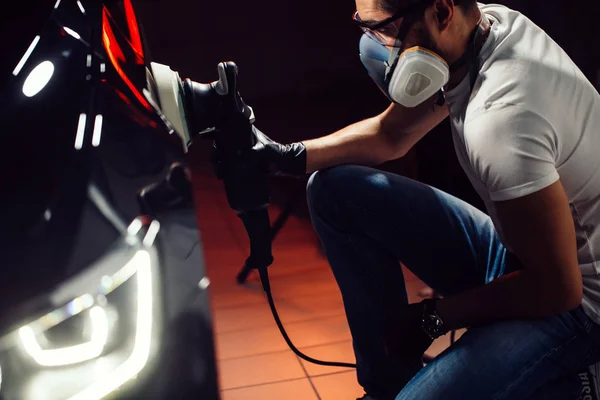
{"left": 2, "top": 0, "right": 599, "bottom": 212}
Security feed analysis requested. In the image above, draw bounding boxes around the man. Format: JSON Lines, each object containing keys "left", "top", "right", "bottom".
{"left": 208, "top": 0, "right": 600, "bottom": 398}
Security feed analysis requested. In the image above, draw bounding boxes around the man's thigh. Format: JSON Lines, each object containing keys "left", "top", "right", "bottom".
{"left": 307, "top": 165, "right": 510, "bottom": 296}
{"left": 396, "top": 306, "right": 599, "bottom": 400}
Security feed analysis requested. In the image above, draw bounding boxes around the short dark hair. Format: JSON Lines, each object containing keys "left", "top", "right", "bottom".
{"left": 378, "top": 0, "right": 477, "bottom": 15}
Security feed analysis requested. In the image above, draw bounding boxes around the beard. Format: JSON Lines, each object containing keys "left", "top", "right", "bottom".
{"left": 411, "top": 22, "right": 445, "bottom": 58}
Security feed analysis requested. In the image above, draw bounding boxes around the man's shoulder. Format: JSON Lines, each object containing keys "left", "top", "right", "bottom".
{"left": 473, "top": 65, "right": 535, "bottom": 108}
{"left": 473, "top": 2, "right": 580, "bottom": 110}
{"left": 463, "top": 103, "right": 553, "bottom": 152}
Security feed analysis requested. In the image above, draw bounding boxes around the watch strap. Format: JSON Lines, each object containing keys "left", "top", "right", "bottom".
{"left": 421, "top": 298, "right": 447, "bottom": 340}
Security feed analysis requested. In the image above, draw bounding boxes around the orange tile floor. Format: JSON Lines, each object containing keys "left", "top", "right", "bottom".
{"left": 191, "top": 158, "right": 464, "bottom": 400}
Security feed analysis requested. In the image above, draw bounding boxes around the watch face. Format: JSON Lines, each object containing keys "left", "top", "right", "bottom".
{"left": 427, "top": 314, "right": 443, "bottom": 327}
{"left": 423, "top": 314, "right": 444, "bottom": 338}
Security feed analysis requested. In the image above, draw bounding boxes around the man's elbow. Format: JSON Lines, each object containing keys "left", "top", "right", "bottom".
{"left": 377, "top": 121, "right": 415, "bottom": 162}
{"left": 565, "top": 270, "right": 584, "bottom": 311}
{"left": 548, "top": 280, "right": 583, "bottom": 314}
{"left": 379, "top": 132, "right": 410, "bottom": 162}
{"left": 564, "top": 287, "right": 583, "bottom": 311}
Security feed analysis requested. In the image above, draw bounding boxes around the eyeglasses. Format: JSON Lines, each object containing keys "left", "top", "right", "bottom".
{"left": 352, "top": 0, "right": 429, "bottom": 47}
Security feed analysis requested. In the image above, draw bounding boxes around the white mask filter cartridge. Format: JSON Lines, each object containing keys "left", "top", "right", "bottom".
{"left": 388, "top": 47, "right": 450, "bottom": 108}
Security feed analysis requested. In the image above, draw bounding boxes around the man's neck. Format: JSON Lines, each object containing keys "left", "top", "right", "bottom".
{"left": 445, "top": 12, "right": 491, "bottom": 92}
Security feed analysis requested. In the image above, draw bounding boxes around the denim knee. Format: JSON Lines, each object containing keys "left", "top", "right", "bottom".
{"left": 306, "top": 165, "right": 356, "bottom": 214}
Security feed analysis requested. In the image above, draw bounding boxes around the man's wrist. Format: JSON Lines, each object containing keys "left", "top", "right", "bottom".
{"left": 280, "top": 141, "right": 307, "bottom": 177}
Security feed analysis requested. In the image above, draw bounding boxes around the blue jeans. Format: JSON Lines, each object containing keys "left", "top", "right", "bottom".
{"left": 306, "top": 165, "right": 600, "bottom": 400}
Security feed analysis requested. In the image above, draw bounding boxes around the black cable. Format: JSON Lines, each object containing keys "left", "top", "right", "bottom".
{"left": 257, "top": 267, "right": 357, "bottom": 369}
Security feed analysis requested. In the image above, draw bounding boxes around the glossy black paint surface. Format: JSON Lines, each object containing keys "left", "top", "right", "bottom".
{"left": 0, "top": 1, "right": 219, "bottom": 398}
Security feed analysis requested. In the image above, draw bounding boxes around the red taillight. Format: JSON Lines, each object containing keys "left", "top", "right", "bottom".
{"left": 102, "top": 6, "right": 152, "bottom": 111}
{"left": 124, "top": 0, "right": 144, "bottom": 63}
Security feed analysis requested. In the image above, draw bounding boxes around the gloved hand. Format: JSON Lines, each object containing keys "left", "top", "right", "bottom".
{"left": 210, "top": 126, "right": 307, "bottom": 179}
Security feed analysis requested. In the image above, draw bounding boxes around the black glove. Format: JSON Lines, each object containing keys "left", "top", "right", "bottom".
{"left": 210, "top": 126, "right": 307, "bottom": 179}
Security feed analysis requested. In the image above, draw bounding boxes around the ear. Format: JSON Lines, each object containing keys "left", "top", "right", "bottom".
{"left": 432, "top": 0, "right": 455, "bottom": 30}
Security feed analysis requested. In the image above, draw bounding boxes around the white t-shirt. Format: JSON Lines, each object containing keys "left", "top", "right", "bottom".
{"left": 445, "top": 3, "right": 600, "bottom": 323}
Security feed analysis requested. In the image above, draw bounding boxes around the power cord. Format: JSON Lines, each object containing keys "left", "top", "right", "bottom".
{"left": 257, "top": 267, "right": 357, "bottom": 368}
{"left": 257, "top": 266, "right": 458, "bottom": 367}
{"left": 232, "top": 189, "right": 455, "bottom": 369}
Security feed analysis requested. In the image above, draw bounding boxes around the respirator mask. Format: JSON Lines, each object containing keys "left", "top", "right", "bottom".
{"left": 356, "top": 0, "right": 487, "bottom": 108}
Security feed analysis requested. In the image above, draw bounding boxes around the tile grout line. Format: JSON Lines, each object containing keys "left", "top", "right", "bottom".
{"left": 209, "top": 273, "right": 338, "bottom": 292}
{"left": 215, "top": 314, "right": 348, "bottom": 335}
{"left": 305, "top": 369, "right": 356, "bottom": 379}
{"left": 219, "top": 377, "right": 312, "bottom": 393}
{"left": 295, "top": 354, "right": 323, "bottom": 400}
{"left": 216, "top": 338, "right": 353, "bottom": 362}
{"left": 210, "top": 292, "right": 343, "bottom": 312}
{"left": 213, "top": 312, "right": 347, "bottom": 335}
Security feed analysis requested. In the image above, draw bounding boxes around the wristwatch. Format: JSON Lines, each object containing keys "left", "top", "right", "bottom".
{"left": 421, "top": 298, "right": 447, "bottom": 340}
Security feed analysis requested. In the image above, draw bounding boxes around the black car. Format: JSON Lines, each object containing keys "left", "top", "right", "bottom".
{"left": 0, "top": 0, "right": 220, "bottom": 398}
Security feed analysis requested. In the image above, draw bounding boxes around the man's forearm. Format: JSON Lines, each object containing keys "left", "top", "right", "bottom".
{"left": 303, "top": 117, "right": 398, "bottom": 174}
{"left": 436, "top": 270, "right": 580, "bottom": 331}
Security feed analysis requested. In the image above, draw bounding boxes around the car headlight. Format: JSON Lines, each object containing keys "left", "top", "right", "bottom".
{"left": 19, "top": 304, "right": 110, "bottom": 367}
{"left": 0, "top": 220, "right": 161, "bottom": 400}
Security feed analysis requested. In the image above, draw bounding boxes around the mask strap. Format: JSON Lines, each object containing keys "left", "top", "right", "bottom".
{"left": 384, "top": 9, "right": 423, "bottom": 81}
{"left": 469, "top": 16, "right": 492, "bottom": 88}
{"left": 448, "top": 16, "right": 486, "bottom": 73}
{"left": 386, "top": 46, "right": 402, "bottom": 78}
{"left": 385, "top": 5, "right": 429, "bottom": 82}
